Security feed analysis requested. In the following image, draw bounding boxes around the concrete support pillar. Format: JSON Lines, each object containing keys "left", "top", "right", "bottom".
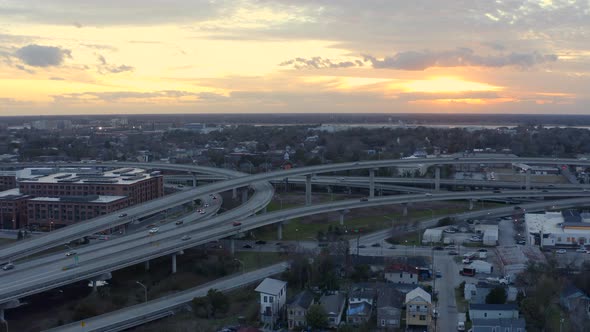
{"left": 525, "top": 169, "right": 531, "bottom": 191}
{"left": 92, "top": 280, "right": 97, "bottom": 292}
{"left": 232, "top": 188, "right": 237, "bottom": 200}
{"left": 402, "top": 204, "right": 408, "bottom": 217}
{"left": 145, "top": 260, "right": 150, "bottom": 271}
{"left": 172, "top": 254, "right": 177, "bottom": 274}
{"left": 277, "top": 221, "right": 283, "bottom": 240}
{"left": 0, "top": 308, "right": 4, "bottom": 322}
{"left": 305, "top": 174, "right": 312, "bottom": 206}
{"left": 192, "top": 174, "right": 197, "bottom": 187}
{"left": 435, "top": 166, "right": 441, "bottom": 191}
{"left": 369, "top": 169, "right": 375, "bottom": 198}
{"left": 241, "top": 189, "right": 248, "bottom": 203}
{"left": 339, "top": 212, "right": 345, "bottom": 226}
{"left": 469, "top": 200, "right": 474, "bottom": 210}
{"left": 230, "top": 238, "right": 235, "bottom": 255}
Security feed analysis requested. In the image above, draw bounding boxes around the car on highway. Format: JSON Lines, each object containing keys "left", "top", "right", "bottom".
{"left": 2, "top": 263, "right": 14, "bottom": 271}
{"left": 433, "top": 246, "right": 444, "bottom": 251}
{"left": 65, "top": 251, "right": 76, "bottom": 257}
{"left": 477, "top": 248, "right": 488, "bottom": 252}
{"left": 255, "top": 240, "right": 267, "bottom": 245}
{"left": 556, "top": 249, "right": 567, "bottom": 254}
{"left": 181, "top": 235, "right": 191, "bottom": 241}
{"left": 493, "top": 190, "right": 501, "bottom": 193}
{"left": 357, "top": 245, "right": 366, "bottom": 248}
{"left": 242, "top": 244, "right": 252, "bottom": 249}
{"left": 448, "top": 251, "right": 459, "bottom": 255}
{"left": 360, "top": 197, "right": 369, "bottom": 202}
{"left": 175, "top": 220, "right": 184, "bottom": 225}
{"left": 424, "top": 193, "right": 433, "bottom": 197}
{"left": 148, "top": 227, "right": 159, "bottom": 234}
{"left": 232, "top": 221, "right": 242, "bottom": 227}
{"left": 204, "top": 203, "right": 209, "bottom": 208}
{"left": 388, "top": 245, "right": 397, "bottom": 249}
{"left": 338, "top": 177, "right": 345, "bottom": 181}
{"left": 118, "top": 213, "right": 128, "bottom": 218}
{"left": 371, "top": 243, "right": 381, "bottom": 247}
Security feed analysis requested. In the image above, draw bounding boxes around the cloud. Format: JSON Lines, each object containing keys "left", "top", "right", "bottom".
{"left": 96, "top": 54, "right": 134, "bottom": 74}
{"left": 53, "top": 90, "right": 226, "bottom": 103}
{"left": 363, "top": 48, "right": 558, "bottom": 70}
{"left": 73, "top": 22, "right": 83, "bottom": 28}
{"left": 49, "top": 76, "right": 65, "bottom": 80}
{"left": 279, "top": 56, "right": 361, "bottom": 69}
{"left": 15, "top": 64, "right": 35, "bottom": 74}
{"left": 15, "top": 44, "right": 71, "bottom": 67}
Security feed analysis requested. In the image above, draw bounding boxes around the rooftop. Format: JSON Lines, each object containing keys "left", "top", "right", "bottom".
{"left": 526, "top": 212, "right": 590, "bottom": 235}
{"left": 320, "top": 293, "right": 345, "bottom": 315}
{"left": 29, "top": 195, "right": 127, "bottom": 203}
{"left": 287, "top": 290, "right": 314, "bottom": 309}
{"left": 471, "top": 318, "right": 526, "bottom": 330}
{"left": 254, "top": 278, "right": 286, "bottom": 295}
{"left": 405, "top": 287, "right": 431, "bottom": 304}
{"left": 18, "top": 167, "right": 157, "bottom": 185}
{"left": 469, "top": 303, "right": 518, "bottom": 311}
{"left": 0, "top": 188, "right": 28, "bottom": 200}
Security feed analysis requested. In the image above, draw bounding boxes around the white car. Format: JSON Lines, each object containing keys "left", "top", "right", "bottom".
{"left": 575, "top": 248, "right": 588, "bottom": 253}
{"left": 65, "top": 251, "right": 76, "bottom": 256}
{"left": 556, "top": 249, "right": 567, "bottom": 254}
{"left": 204, "top": 203, "right": 209, "bottom": 208}
{"left": 2, "top": 263, "right": 14, "bottom": 271}
{"left": 181, "top": 235, "right": 191, "bottom": 241}
{"left": 199, "top": 209, "right": 206, "bottom": 214}
{"left": 148, "top": 227, "right": 159, "bottom": 234}
{"left": 462, "top": 258, "right": 471, "bottom": 264}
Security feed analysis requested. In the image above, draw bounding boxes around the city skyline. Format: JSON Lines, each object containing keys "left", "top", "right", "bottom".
{"left": 0, "top": 0, "right": 589, "bottom": 115}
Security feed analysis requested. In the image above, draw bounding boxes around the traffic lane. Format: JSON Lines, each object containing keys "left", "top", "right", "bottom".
{"left": 9, "top": 196, "right": 221, "bottom": 272}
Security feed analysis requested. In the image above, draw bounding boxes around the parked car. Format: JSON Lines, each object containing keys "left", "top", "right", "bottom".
{"left": 255, "top": 240, "right": 267, "bottom": 245}
{"left": 357, "top": 245, "right": 366, "bottom": 249}
{"left": 575, "top": 248, "right": 588, "bottom": 253}
{"left": 516, "top": 240, "right": 526, "bottom": 245}
{"left": 462, "top": 258, "right": 472, "bottom": 264}
{"left": 371, "top": 243, "right": 381, "bottom": 247}
{"left": 433, "top": 246, "right": 444, "bottom": 251}
{"left": 556, "top": 249, "right": 567, "bottom": 254}
{"left": 242, "top": 244, "right": 252, "bottom": 249}
{"left": 477, "top": 248, "right": 488, "bottom": 252}
{"left": 204, "top": 203, "right": 209, "bottom": 207}
{"left": 360, "top": 197, "right": 369, "bottom": 202}
{"left": 448, "top": 251, "right": 459, "bottom": 255}
{"left": 443, "top": 228, "right": 456, "bottom": 234}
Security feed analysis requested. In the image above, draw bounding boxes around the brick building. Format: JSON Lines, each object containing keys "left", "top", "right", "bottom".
{"left": 0, "top": 171, "right": 16, "bottom": 192}
{"left": 26, "top": 195, "right": 129, "bottom": 230}
{"left": 0, "top": 188, "right": 29, "bottom": 229}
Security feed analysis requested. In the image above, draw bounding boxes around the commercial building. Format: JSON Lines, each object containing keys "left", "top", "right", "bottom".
{"left": 0, "top": 171, "right": 16, "bottom": 191}
{"left": 18, "top": 168, "right": 163, "bottom": 206}
{"left": 26, "top": 195, "right": 129, "bottom": 230}
{"left": 525, "top": 211, "right": 590, "bottom": 247}
{"left": 0, "top": 188, "right": 29, "bottom": 229}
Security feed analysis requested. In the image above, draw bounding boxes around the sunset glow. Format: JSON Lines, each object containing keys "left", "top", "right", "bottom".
{"left": 0, "top": 1, "right": 588, "bottom": 115}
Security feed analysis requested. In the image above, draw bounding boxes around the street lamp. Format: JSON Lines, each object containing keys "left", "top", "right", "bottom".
{"left": 135, "top": 281, "right": 148, "bottom": 303}
{"left": 49, "top": 221, "right": 54, "bottom": 232}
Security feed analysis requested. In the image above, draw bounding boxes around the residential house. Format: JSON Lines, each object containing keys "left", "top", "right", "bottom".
{"left": 560, "top": 284, "right": 590, "bottom": 317}
{"left": 287, "top": 290, "right": 315, "bottom": 330}
{"left": 319, "top": 293, "right": 346, "bottom": 328}
{"left": 384, "top": 263, "right": 419, "bottom": 284}
{"left": 347, "top": 289, "right": 374, "bottom": 325}
{"left": 377, "top": 288, "right": 404, "bottom": 330}
{"left": 471, "top": 318, "right": 526, "bottom": 332}
{"left": 405, "top": 287, "right": 432, "bottom": 328}
{"left": 464, "top": 282, "right": 517, "bottom": 304}
{"left": 469, "top": 304, "right": 519, "bottom": 320}
{"left": 254, "top": 278, "right": 287, "bottom": 327}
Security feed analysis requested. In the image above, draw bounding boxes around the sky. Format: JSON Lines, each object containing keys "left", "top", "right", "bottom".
{"left": 0, "top": 0, "right": 589, "bottom": 115}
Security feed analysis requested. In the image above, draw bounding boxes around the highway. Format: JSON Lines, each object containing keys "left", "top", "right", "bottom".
{"left": 2, "top": 157, "right": 589, "bottom": 262}
{"left": 45, "top": 262, "right": 289, "bottom": 332}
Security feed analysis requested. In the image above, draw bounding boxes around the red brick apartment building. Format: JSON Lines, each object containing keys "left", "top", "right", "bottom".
{"left": 0, "top": 167, "right": 163, "bottom": 230}
{"left": 0, "top": 172, "right": 17, "bottom": 192}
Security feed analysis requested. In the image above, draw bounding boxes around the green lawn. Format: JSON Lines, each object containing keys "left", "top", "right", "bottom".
{"left": 253, "top": 201, "right": 494, "bottom": 242}
{"left": 234, "top": 252, "right": 284, "bottom": 272}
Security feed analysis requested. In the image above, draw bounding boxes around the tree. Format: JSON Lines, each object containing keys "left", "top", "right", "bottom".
{"left": 207, "top": 288, "right": 229, "bottom": 317}
{"left": 485, "top": 287, "right": 507, "bottom": 304}
{"left": 306, "top": 304, "right": 328, "bottom": 329}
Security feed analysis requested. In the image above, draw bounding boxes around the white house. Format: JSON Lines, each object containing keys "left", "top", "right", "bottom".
{"left": 255, "top": 278, "right": 287, "bottom": 327}
{"left": 384, "top": 264, "right": 419, "bottom": 284}
{"left": 469, "top": 303, "right": 519, "bottom": 320}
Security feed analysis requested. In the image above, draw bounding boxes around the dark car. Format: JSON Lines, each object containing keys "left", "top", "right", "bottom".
{"left": 175, "top": 220, "right": 184, "bottom": 225}
{"left": 255, "top": 240, "right": 267, "bottom": 245}
{"left": 477, "top": 248, "right": 488, "bottom": 252}
{"left": 232, "top": 221, "right": 242, "bottom": 227}
{"left": 242, "top": 244, "right": 252, "bottom": 249}
{"left": 448, "top": 251, "right": 459, "bottom": 255}
{"left": 118, "top": 213, "right": 128, "bottom": 218}
{"left": 433, "top": 246, "right": 444, "bottom": 251}
{"left": 360, "top": 197, "right": 369, "bottom": 202}
{"left": 371, "top": 243, "right": 381, "bottom": 247}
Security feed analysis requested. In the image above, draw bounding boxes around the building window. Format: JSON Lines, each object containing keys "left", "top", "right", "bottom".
{"left": 263, "top": 296, "right": 267, "bottom": 303}
{"left": 484, "top": 313, "right": 487, "bottom": 317}
{"left": 419, "top": 315, "right": 426, "bottom": 320}
{"left": 269, "top": 296, "right": 274, "bottom": 303}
